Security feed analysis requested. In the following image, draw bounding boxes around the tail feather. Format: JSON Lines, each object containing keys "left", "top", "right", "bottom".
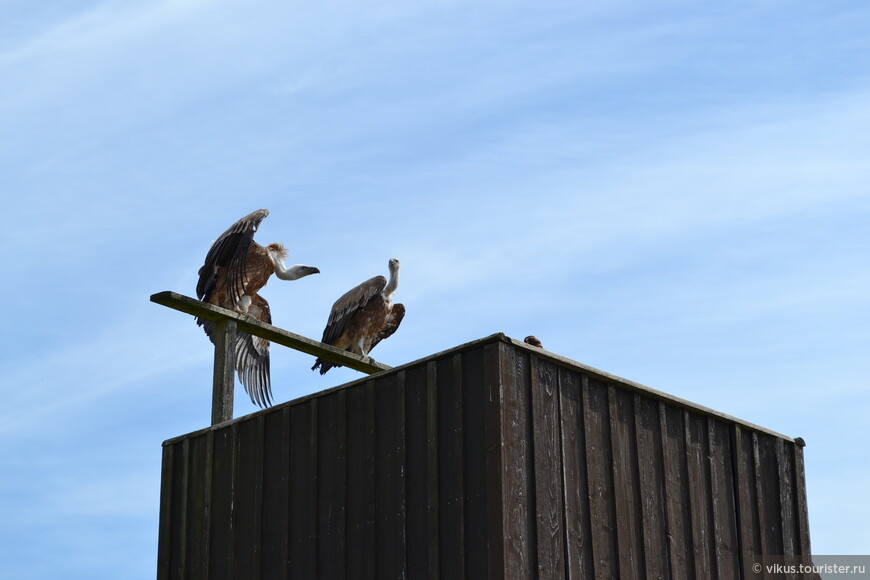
{"left": 311, "top": 358, "right": 341, "bottom": 375}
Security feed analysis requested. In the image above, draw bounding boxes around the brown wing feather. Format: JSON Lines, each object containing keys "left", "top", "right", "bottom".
{"left": 234, "top": 294, "right": 273, "bottom": 408}
{"left": 369, "top": 302, "right": 405, "bottom": 352}
{"left": 196, "top": 209, "right": 269, "bottom": 308}
{"left": 311, "top": 275, "right": 387, "bottom": 374}
{"left": 319, "top": 275, "right": 386, "bottom": 346}
{"left": 196, "top": 287, "right": 274, "bottom": 407}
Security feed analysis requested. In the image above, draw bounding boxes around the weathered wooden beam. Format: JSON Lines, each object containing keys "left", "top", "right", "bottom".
{"left": 212, "top": 319, "right": 236, "bottom": 425}
{"left": 150, "top": 290, "right": 391, "bottom": 375}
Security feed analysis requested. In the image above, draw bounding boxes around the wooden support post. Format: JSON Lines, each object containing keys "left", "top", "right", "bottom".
{"left": 212, "top": 319, "right": 237, "bottom": 425}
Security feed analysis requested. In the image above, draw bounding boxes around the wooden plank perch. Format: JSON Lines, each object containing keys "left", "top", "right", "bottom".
{"left": 150, "top": 291, "right": 391, "bottom": 423}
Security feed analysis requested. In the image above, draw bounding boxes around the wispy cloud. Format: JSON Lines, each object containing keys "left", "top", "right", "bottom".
{"left": 0, "top": 304, "right": 211, "bottom": 440}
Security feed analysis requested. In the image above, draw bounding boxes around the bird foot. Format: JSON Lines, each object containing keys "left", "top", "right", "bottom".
{"left": 234, "top": 310, "right": 257, "bottom": 322}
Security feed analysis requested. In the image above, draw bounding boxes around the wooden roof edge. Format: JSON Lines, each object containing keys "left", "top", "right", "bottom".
{"left": 504, "top": 335, "right": 798, "bottom": 443}
{"left": 160, "top": 333, "right": 514, "bottom": 446}
{"left": 158, "top": 325, "right": 798, "bottom": 446}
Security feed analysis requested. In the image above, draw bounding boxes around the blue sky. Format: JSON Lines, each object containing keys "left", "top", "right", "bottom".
{"left": 2, "top": 0, "right": 869, "bottom": 577}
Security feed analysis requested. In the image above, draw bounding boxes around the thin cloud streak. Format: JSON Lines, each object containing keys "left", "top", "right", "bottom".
{"left": 0, "top": 312, "right": 211, "bottom": 439}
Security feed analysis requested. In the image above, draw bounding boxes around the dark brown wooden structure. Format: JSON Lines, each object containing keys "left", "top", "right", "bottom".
{"left": 156, "top": 332, "right": 812, "bottom": 579}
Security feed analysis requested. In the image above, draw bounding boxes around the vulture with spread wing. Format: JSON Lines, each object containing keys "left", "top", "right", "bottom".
{"left": 312, "top": 258, "right": 404, "bottom": 375}
{"left": 196, "top": 209, "right": 320, "bottom": 407}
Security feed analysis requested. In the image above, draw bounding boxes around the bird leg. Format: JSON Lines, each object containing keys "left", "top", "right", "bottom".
{"left": 236, "top": 295, "right": 252, "bottom": 314}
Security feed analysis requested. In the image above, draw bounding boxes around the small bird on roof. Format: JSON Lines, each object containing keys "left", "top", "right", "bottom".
{"left": 524, "top": 335, "right": 543, "bottom": 348}
{"left": 196, "top": 209, "right": 320, "bottom": 407}
{"left": 312, "top": 258, "right": 405, "bottom": 375}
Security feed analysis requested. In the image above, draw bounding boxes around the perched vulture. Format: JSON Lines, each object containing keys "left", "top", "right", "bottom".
{"left": 196, "top": 209, "right": 320, "bottom": 407}
{"left": 524, "top": 335, "right": 543, "bottom": 348}
{"left": 312, "top": 258, "right": 404, "bottom": 375}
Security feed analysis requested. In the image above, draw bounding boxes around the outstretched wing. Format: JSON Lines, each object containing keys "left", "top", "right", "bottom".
{"left": 195, "top": 294, "right": 274, "bottom": 407}
{"left": 196, "top": 209, "right": 269, "bottom": 307}
{"left": 369, "top": 302, "right": 405, "bottom": 352}
{"left": 319, "top": 275, "right": 386, "bottom": 346}
{"left": 234, "top": 293, "right": 273, "bottom": 408}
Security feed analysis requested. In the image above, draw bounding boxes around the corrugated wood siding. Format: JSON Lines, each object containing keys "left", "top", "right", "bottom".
{"left": 157, "top": 335, "right": 812, "bottom": 579}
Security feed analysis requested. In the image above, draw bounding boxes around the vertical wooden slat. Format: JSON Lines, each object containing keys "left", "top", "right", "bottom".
{"left": 734, "top": 426, "right": 762, "bottom": 576}
{"left": 157, "top": 444, "right": 174, "bottom": 580}
{"left": 261, "top": 408, "right": 290, "bottom": 579}
{"left": 317, "top": 391, "right": 348, "bottom": 579}
{"left": 208, "top": 423, "right": 237, "bottom": 580}
{"left": 685, "top": 411, "right": 714, "bottom": 579}
{"left": 169, "top": 439, "right": 190, "bottom": 580}
{"left": 406, "top": 364, "right": 435, "bottom": 579}
{"left": 530, "top": 356, "right": 566, "bottom": 579}
{"left": 211, "top": 319, "right": 236, "bottom": 425}
{"left": 289, "top": 400, "right": 318, "bottom": 578}
{"left": 186, "top": 433, "right": 212, "bottom": 580}
{"left": 375, "top": 371, "right": 407, "bottom": 578}
{"left": 396, "top": 372, "right": 408, "bottom": 578}
{"left": 753, "top": 432, "right": 770, "bottom": 561}
{"left": 660, "top": 404, "right": 694, "bottom": 579}
{"left": 437, "top": 354, "right": 466, "bottom": 576}
{"left": 345, "top": 382, "right": 376, "bottom": 578}
{"left": 708, "top": 417, "right": 739, "bottom": 579}
{"left": 558, "top": 369, "right": 594, "bottom": 580}
{"left": 792, "top": 441, "right": 812, "bottom": 556}
{"left": 609, "top": 385, "right": 644, "bottom": 579}
{"left": 634, "top": 395, "right": 669, "bottom": 579}
{"left": 755, "top": 433, "right": 784, "bottom": 558}
{"left": 462, "top": 347, "right": 490, "bottom": 579}
{"left": 204, "top": 433, "right": 214, "bottom": 576}
{"left": 426, "top": 361, "right": 441, "bottom": 579}
{"left": 777, "top": 438, "right": 798, "bottom": 557}
{"left": 499, "top": 343, "right": 535, "bottom": 579}
{"left": 232, "top": 417, "right": 265, "bottom": 579}
{"left": 583, "top": 378, "right": 617, "bottom": 579}
{"left": 483, "top": 343, "right": 505, "bottom": 580}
